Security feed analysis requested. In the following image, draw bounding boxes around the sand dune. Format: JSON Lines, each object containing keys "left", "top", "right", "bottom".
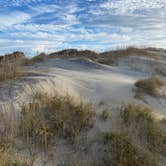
{"left": 0, "top": 57, "right": 165, "bottom": 118}
{"left": 0, "top": 55, "right": 166, "bottom": 165}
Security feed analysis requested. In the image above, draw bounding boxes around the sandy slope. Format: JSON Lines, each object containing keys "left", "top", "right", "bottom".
{"left": 35, "top": 59, "right": 145, "bottom": 104}
{"left": 0, "top": 57, "right": 165, "bottom": 118}
{"left": 0, "top": 57, "right": 166, "bottom": 165}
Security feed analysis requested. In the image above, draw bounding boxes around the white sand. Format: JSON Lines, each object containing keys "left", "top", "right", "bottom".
{"left": 0, "top": 57, "right": 166, "bottom": 165}
{"left": 0, "top": 58, "right": 166, "bottom": 117}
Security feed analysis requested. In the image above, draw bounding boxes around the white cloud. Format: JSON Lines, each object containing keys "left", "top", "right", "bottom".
{"left": 71, "top": 32, "right": 131, "bottom": 43}
{"left": 100, "top": 0, "right": 166, "bottom": 14}
{"left": 0, "top": 0, "right": 166, "bottom": 55}
{"left": 29, "top": 4, "right": 60, "bottom": 13}
{"left": 1, "top": 0, "right": 44, "bottom": 7}
{"left": 9, "top": 31, "right": 65, "bottom": 41}
{"left": 0, "top": 12, "right": 30, "bottom": 29}
{"left": 33, "top": 45, "right": 45, "bottom": 53}
{"left": 13, "top": 24, "right": 69, "bottom": 32}
{"left": 64, "top": 14, "right": 80, "bottom": 25}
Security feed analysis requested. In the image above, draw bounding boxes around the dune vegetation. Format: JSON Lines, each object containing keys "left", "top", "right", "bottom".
{"left": 0, "top": 92, "right": 94, "bottom": 165}
{"left": 0, "top": 52, "right": 47, "bottom": 84}
{"left": 120, "top": 103, "right": 166, "bottom": 155}
{"left": 101, "top": 103, "right": 166, "bottom": 166}
{"left": 0, "top": 59, "right": 25, "bottom": 83}
{"left": 0, "top": 47, "right": 165, "bottom": 84}
{"left": 135, "top": 76, "right": 165, "bottom": 96}
{"left": 23, "top": 53, "right": 46, "bottom": 65}
{"left": 0, "top": 48, "right": 166, "bottom": 165}
{"left": 20, "top": 93, "right": 94, "bottom": 148}
{"left": 0, "top": 91, "right": 165, "bottom": 165}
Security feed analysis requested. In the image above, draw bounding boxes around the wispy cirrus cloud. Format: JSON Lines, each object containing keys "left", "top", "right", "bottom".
{"left": 0, "top": 0, "right": 166, "bottom": 55}
{"left": 0, "top": 0, "right": 44, "bottom": 7}
{"left": 0, "top": 11, "right": 30, "bottom": 29}
{"left": 100, "top": 0, "right": 166, "bottom": 14}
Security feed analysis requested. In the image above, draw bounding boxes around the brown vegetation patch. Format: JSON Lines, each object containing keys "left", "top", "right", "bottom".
{"left": 135, "top": 76, "right": 165, "bottom": 96}
{"left": 120, "top": 103, "right": 166, "bottom": 155}
{"left": 102, "top": 131, "right": 157, "bottom": 166}
{"left": 20, "top": 93, "right": 94, "bottom": 150}
{"left": 0, "top": 54, "right": 26, "bottom": 82}
{"left": 24, "top": 53, "right": 46, "bottom": 65}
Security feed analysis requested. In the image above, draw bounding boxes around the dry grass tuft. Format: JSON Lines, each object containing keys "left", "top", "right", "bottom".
{"left": 120, "top": 103, "right": 166, "bottom": 155}
{"left": 97, "top": 103, "right": 166, "bottom": 166}
{"left": 120, "top": 103, "right": 154, "bottom": 126}
{"left": 100, "top": 109, "right": 109, "bottom": 120}
{"left": 135, "top": 76, "right": 165, "bottom": 96}
{"left": 20, "top": 93, "right": 94, "bottom": 149}
{"left": 0, "top": 148, "right": 29, "bottom": 166}
{"left": 0, "top": 111, "right": 30, "bottom": 166}
{"left": 103, "top": 131, "right": 157, "bottom": 166}
{"left": 24, "top": 53, "right": 46, "bottom": 65}
{"left": 160, "top": 117, "right": 166, "bottom": 125}
{"left": 0, "top": 58, "right": 27, "bottom": 83}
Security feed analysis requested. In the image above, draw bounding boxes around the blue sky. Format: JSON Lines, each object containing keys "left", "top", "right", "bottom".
{"left": 0, "top": 0, "right": 166, "bottom": 55}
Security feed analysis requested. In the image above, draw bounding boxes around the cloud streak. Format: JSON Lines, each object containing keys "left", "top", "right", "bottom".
{"left": 0, "top": 0, "right": 166, "bottom": 55}
{"left": 0, "top": 12, "right": 30, "bottom": 29}
{"left": 100, "top": 0, "right": 166, "bottom": 14}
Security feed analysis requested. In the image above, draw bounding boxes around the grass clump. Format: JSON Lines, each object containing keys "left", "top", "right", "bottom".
{"left": 0, "top": 60, "right": 26, "bottom": 83}
{"left": 134, "top": 76, "right": 165, "bottom": 96}
{"left": 0, "top": 148, "right": 29, "bottom": 166}
{"left": 120, "top": 103, "right": 166, "bottom": 155}
{"left": 0, "top": 111, "right": 29, "bottom": 166}
{"left": 20, "top": 93, "right": 94, "bottom": 149}
{"left": 120, "top": 103, "right": 154, "bottom": 126}
{"left": 100, "top": 109, "right": 109, "bottom": 120}
{"left": 103, "top": 131, "right": 157, "bottom": 166}
{"left": 24, "top": 53, "right": 46, "bottom": 65}
{"left": 98, "top": 103, "right": 166, "bottom": 166}
{"left": 160, "top": 117, "right": 166, "bottom": 125}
